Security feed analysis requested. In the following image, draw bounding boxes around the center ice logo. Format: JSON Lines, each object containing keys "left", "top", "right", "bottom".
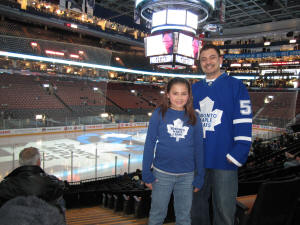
{"left": 196, "top": 97, "right": 223, "bottom": 138}
{"left": 167, "top": 118, "right": 189, "bottom": 142}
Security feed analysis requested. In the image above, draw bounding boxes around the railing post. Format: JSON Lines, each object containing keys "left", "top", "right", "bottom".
{"left": 12, "top": 144, "right": 15, "bottom": 170}
{"left": 71, "top": 150, "right": 73, "bottom": 182}
{"left": 128, "top": 154, "right": 131, "bottom": 174}
{"left": 42, "top": 152, "right": 45, "bottom": 170}
{"left": 95, "top": 144, "right": 98, "bottom": 178}
{"left": 115, "top": 156, "right": 117, "bottom": 177}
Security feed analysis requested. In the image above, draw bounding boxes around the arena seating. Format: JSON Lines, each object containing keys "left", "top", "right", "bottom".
{"left": 296, "top": 95, "right": 300, "bottom": 116}
{"left": 236, "top": 177, "right": 300, "bottom": 225}
{"left": 0, "top": 19, "right": 103, "bottom": 48}
{"left": 0, "top": 31, "right": 112, "bottom": 65}
{"left": 258, "top": 92, "right": 297, "bottom": 119}
{"left": 64, "top": 171, "right": 176, "bottom": 223}
{"left": 106, "top": 82, "right": 156, "bottom": 113}
{"left": 0, "top": 74, "right": 157, "bottom": 119}
{"left": 249, "top": 91, "right": 298, "bottom": 127}
{"left": 0, "top": 0, "right": 145, "bottom": 44}
{"left": 0, "top": 74, "right": 65, "bottom": 118}
{"left": 249, "top": 92, "right": 268, "bottom": 115}
{"left": 295, "top": 95, "right": 300, "bottom": 125}
{"left": 133, "top": 84, "right": 163, "bottom": 107}
{"left": 111, "top": 52, "right": 152, "bottom": 71}
{"left": 238, "top": 136, "right": 300, "bottom": 197}
{"left": 2, "top": 74, "right": 300, "bottom": 124}
{"left": 52, "top": 81, "right": 106, "bottom": 106}
{"left": 0, "top": 74, "right": 109, "bottom": 119}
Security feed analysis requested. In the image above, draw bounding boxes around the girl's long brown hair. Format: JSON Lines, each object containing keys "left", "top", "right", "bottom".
{"left": 159, "top": 77, "right": 197, "bottom": 126}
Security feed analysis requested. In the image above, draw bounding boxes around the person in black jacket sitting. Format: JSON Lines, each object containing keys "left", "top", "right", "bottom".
{"left": 0, "top": 147, "right": 66, "bottom": 214}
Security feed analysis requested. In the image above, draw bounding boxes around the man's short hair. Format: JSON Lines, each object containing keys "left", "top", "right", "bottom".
{"left": 200, "top": 44, "right": 221, "bottom": 57}
{"left": 19, "top": 147, "right": 40, "bottom": 166}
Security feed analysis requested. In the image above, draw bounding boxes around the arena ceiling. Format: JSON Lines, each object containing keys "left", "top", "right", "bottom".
{"left": 95, "top": 0, "right": 300, "bottom": 30}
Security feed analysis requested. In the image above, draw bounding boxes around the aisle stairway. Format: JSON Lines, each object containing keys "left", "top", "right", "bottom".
{"left": 66, "top": 206, "right": 177, "bottom": 225}
{"left": 66, "top": 206, "right": 149, "bottom": 225}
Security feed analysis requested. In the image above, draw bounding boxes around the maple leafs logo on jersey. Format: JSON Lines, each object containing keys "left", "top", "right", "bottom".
{"left": 196, "top": 97, "right": 223, "bottom": 138}
{"left": 167, "top": 118, "right": 189, "bottom": 142}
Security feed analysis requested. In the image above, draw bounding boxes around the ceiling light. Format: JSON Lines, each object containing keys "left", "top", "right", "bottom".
{"left": 101, "top": 113, "right": 109, "bottom": 118}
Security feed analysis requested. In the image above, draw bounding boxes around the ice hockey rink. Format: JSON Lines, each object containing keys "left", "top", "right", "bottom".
{"left": 0, "top": 127, "right": 148, "bottom": 182}
{"left": 0, "top": 125, "right": 278, "bottom": 183}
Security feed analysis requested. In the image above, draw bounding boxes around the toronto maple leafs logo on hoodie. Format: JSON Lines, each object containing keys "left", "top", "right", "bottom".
{"left": 167, "top": 118, "right": 189, "bottom": 142}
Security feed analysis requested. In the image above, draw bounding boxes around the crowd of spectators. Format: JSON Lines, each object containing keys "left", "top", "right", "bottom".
{"left": 248, "top": 132, "right": 300, "bottom": 168}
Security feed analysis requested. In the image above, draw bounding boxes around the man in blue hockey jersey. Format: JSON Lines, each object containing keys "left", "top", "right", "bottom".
{"left": 191, "top": 44, "right": 252, "bottom": 225}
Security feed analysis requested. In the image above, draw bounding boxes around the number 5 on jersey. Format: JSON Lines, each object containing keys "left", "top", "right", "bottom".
{"left": 240, "top": 100, "right": 251, "bottom": 115}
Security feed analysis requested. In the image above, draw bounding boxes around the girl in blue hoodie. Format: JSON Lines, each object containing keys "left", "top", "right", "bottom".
{"left": 142, "top": 77, "right": 204, "bottom": 225}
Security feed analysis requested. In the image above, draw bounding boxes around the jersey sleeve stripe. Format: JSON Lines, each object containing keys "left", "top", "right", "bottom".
{"left": 233, "top": 118, "right": 252, "bottom": 124}
{"left": 226, "top": 153, "right": 242, "bottom": 167}
{"left": 234, "top": 136, "right": 252, "bottom": 142}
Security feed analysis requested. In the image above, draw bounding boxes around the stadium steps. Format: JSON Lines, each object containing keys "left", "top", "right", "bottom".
{"left": 66, "top": 206, "right": 149, "bottom": 225}
{"left": 104, "top": 96, "right": 126, "bottom": 113}
{"left": 138, "top": 95, "right": 156, "bottom": 107}
{"left": 53, "top": 92, "right": 73, "bottom": 113}
{"left": 253, "top": 106, "right": 265, "bottom": 120}
{"left": 66, "top": 206, "right": 175, "bottom": 225}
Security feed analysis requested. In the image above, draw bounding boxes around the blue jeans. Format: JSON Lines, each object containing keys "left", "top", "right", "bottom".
{"left": 191, "top": 169, "right": 238, "bottom": 225}
{"left": 148, "top": 169, "right": 194, "bottom": 225}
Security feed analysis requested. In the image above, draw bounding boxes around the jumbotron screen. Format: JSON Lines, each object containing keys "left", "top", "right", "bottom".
{"left": 177, "top": 33, "right": 199, "bottom": 59}
{"left": 145, "top": 33, "right": 173, "bottom": 57}
{"left": 144, "top": 32, "right": 200, "bottom": 66}
{"left": 145, "top": 32, "right": 199, "bottom": 58}
{"left": 152, "top": 9, "right": 198, "bottom": 31}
